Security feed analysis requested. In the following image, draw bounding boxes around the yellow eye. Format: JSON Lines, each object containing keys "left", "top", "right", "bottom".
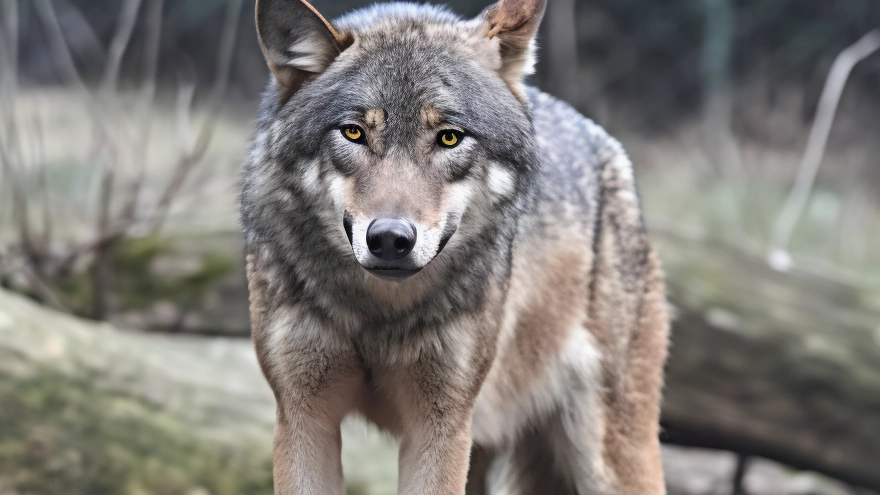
{"left": 342, "top": 125, "right": 365, "bottom": 143}
{"left": 438, "top": 130, "right": 462, "bottom": 148}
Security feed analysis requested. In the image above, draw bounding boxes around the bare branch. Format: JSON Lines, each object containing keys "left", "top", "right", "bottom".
{"left": 768, "top": 29, "right": 880, "bottom": 271}
{"left": 150, "top": 0, "right": 244, "bottom": 230}
{"left": 0, "top": 0, "right": 19, "bottom": 147}
{"left": 730, "top": 455, "right": 750, "bottom": 495}
{"left": 32, "top": 0, "right": 129, "bottom": 185}
{"left": 90, "top": 169, "right": 116, "bottom": 320}
{"left": 140, "top": 0, "right": 165, "bottom": 103}
{"left": 210, "top": 0, "right": 245, "bottom": 104}
{"left": 175, "top": 81, "right": 196, "bottom": 154}
{"left": 0, "top": 131, "right": 37, "bottom": 270}
{"left": 0, "top": 0, "right": 18, "bottom": 103}
{"left": 32, "top": 0, "right": 87, "bottom": 92}
{"left": 102, "top": 0, "right": 144, "bottom": 92}
{"left": 32, "top": 114, "right": 53, "bottom": 255}
{"left": 56, "top": 0, "right": 107, "bottom": 66}
{"left": 150, "top": 82, "right": 203, "bottom": 228}
{"left": 19, "top": 264, "right": 69, "bottom": 311}
{"left": 120, "top": 0, "right": 165, "bottom": 227}
{"left": 2, "top": 0, "right": 240, "bottom": 320}
{"left": 55, "top": 223, "right": 132, "bottom": 276}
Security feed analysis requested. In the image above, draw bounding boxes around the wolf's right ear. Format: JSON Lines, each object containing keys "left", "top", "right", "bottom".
{"left": 256, "top": 0, "right": 351, "bottom": 95}
{"left": 478, "top": 0, "right": 547, "bottom": 98}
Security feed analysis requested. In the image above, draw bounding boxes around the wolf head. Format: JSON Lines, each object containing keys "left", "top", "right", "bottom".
{"left": 246, "top": 0, "right": 545, "bottom": 282}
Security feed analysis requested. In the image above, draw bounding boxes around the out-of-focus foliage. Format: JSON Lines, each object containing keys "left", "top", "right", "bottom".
{"left": 536, "top": 0, "right": 880, "bottom": 124}
{"left": 14, "top": 0, "right": 880, "bottom": 123}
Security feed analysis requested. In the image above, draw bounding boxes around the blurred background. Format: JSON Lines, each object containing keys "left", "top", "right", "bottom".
{"left": 1, "top": 0, "right": 879, "bottom": 494}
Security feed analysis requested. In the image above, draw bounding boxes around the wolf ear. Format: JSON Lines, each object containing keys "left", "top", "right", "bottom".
{"left": 480, "top": 0, "right": 547, "bottom": 97}
{"left": 255, "top": 0, "right": 351, "bottom": 95}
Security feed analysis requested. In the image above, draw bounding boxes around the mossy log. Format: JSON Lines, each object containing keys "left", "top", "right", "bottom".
{"left": 0, "top": 287, "right": 274, "bottom": 494}
{"left": 656, "top": 233, "right": 880, "bottom": 491}
{"left": 0, "top": 289, "right": 397, "bottom": 495}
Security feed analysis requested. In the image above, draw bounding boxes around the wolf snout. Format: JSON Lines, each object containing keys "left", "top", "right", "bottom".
{"left": 345, "top": 213, "right": 450, "bottom": 281}
{"left": 366, "top": 218, "right": 417, "bottom": 261}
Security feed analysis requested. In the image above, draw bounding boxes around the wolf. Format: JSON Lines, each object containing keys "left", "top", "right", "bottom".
{"left": 240, "top": 0, "right": 669, "bottom": 493}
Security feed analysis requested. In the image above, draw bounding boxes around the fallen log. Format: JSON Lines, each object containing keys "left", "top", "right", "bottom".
{"left": 0, "top": 288, "right": 397, "bottom": 495}
{"left": 0, "top": 286, "right": 275, "bottom": 494}
{"left": 656, "top": 233, "right": 880, "bottom": 491}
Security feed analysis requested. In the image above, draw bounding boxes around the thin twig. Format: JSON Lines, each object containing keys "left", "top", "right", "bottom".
{"left": 175, "top": 81, "right": 196, "bottom": 155}
{"left": 33, "top": 0, "right": 123, "bottom": 153}
{"left": 768, "top": 29, "right": 880, "bottom": 271}
{"left": 210, "top": 0, "right": 246, "bottom": 104}
{"left": 150, "top": 0, "right": 244, "bottom": 231}
{"left": 0, "top": 127, "right": 37, "bottom": 268}
{"left": 20, "top": 264, "right": 68, "bottom": 311}
{"left": 0, "top": 0, "right": 19, "bottom": 149}
{"left": 150, "top": 82, "right": 203, "bottom": 228}
{"left": 2, "top": 0, "right": 238, "bottom": 320}
{"left": 140, "top": 0, "right": 165, "bottom": 104}
{"left": 31, "top": 112, "right": 53, "bottom": 256}
{"left": 55, "top": 222, "right": 134, "bottom": 276}
{"left": 56, "top": 0, "right": 107, "bottom": 66}
{"left": 102, "top": 0, "right": 144, "bottom": 92}
{"left": 90, "top": 169, "right": 116, "bottom": 320}
{"left": 731, "top": 454, "right": 750, "bottom": 495}
{"left": 32, "top": 0, "right": 87, "bottom": 92}
{"left": 0, "top": 0, "right": 18, "bottom": 100}
{"left": 121, "top": 0, "right": 165, "bottom": 226}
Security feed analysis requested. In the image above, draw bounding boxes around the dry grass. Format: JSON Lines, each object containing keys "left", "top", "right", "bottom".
{"left": 0, "top": 89, "right": 252, "bottom": 244}
{"left": 3, "top": 86, "right": 879, "bottom": 297}
{"left": 626, "top": 124, "right": 880, "bottom": 288}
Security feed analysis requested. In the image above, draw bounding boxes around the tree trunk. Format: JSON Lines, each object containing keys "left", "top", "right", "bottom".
{"left": 700, "top": 0, "right": 738, "bottom": 177}
{"left": 542, "top": 0, "right": 579, "bottom": 103}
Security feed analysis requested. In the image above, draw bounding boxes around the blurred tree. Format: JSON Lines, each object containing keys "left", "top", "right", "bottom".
{"left": 6, "top": 0, "right": 880, "bottom": 126}
{"left": 700, "top": 0, "right": 734, "bottom": 176}
{"left": 543, "top": 0, "right": 579, "bottom": 104}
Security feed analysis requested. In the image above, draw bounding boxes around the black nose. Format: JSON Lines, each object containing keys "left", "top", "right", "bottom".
{"left": 367, "top": 218, "right": 417, "bottom": 261}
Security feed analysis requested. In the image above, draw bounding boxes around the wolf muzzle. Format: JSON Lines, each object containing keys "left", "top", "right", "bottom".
{"left": 366, "top": 218, "right": 417, "bottom": 261}
{"left": 344, "top": 214, "right": 423, "bottom": 281}
{"left": 365, "top": 218, "right": 420, "bottom": 280}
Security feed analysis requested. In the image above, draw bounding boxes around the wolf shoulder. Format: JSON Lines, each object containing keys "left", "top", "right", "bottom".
{"left": 526, "top": 86, "right": 638, "bottom": 212}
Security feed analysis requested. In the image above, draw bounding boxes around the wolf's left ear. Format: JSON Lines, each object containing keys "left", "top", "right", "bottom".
{"left": 479, "top": 0, "right": 547, "bottom": 97}
{"left": 256, "top": 0, "right": 351, "bottom": 95}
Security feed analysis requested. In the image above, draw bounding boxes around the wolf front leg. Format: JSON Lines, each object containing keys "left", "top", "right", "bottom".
{"left": 398, "top": 415, "right": 475, "bottom": 495}
{"left": 388, "top": 345, "right": 492, "bottom": 495}
{"left": 246, "top": 253, "right": 363, "bottom": 495}
{"left": 267, "top": 349, "right": 363, "bottom": 495}
{"left": 254, "top": 318, "right": 363, "bottom": 494}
